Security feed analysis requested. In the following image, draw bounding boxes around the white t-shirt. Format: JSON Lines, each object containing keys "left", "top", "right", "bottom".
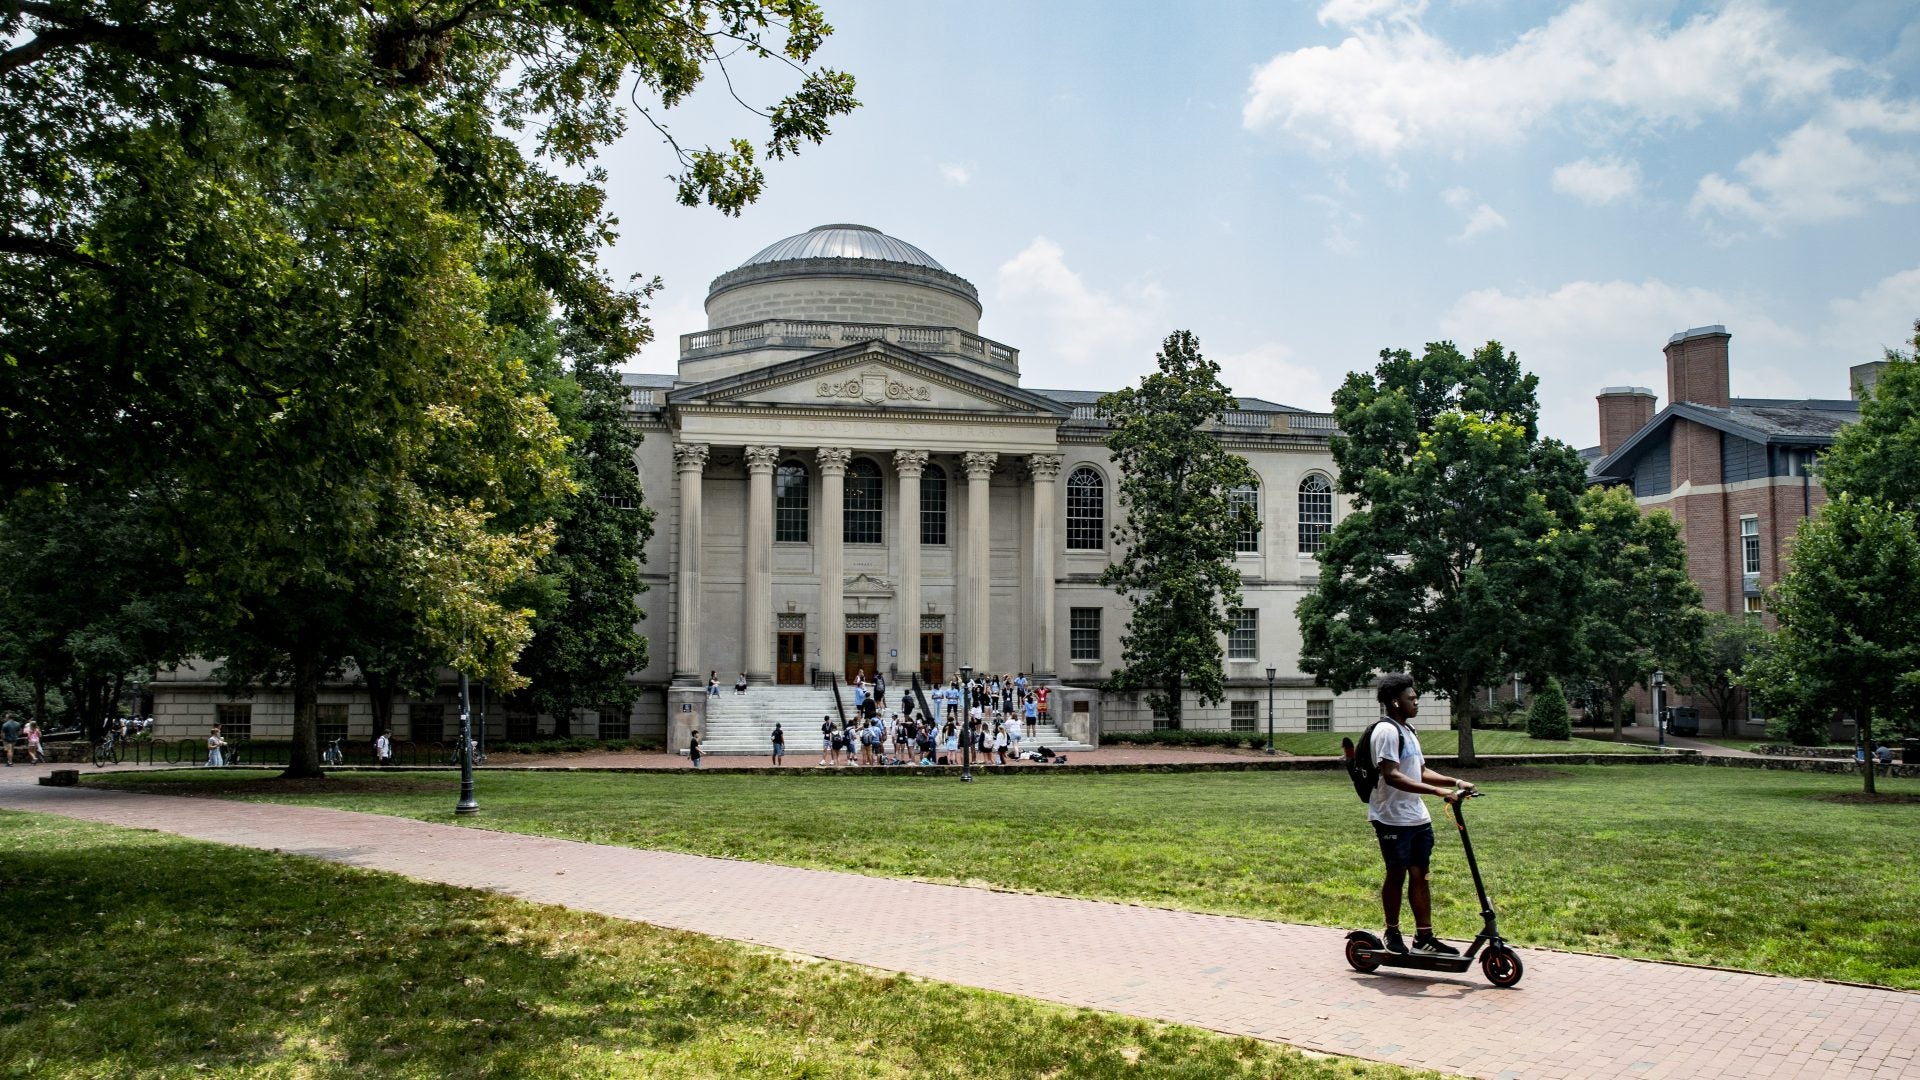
{"left": 1368, "top": 718, "right": 1430, "bottom": 827}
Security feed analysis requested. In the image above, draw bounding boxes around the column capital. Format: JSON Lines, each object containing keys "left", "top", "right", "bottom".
{"left": 1027, "top": 453, "right": 1064, "bottom": 481}
{"left": 744, "top": 445, "right": 782, "bottom": 473}
{"left": 892, "top": 449, "right": 931, "bottom": 477}
{"left": 672, "top": 443, "right": 710, "bottom": 472}
{"left": 816, "top": 446, "right": 853, "bottom": 475}
{"left": 961, "top": 451, "right": 999, "bottom": 480}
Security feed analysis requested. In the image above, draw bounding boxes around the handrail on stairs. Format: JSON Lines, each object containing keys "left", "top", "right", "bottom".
{"left": 909, "top": 672, "right": 936, "bottom": 730}
{"left": 828, "top": 672, "right": 848, "bottom": 729}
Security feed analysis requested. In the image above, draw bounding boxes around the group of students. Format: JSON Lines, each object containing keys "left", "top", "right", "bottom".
{"left": 791, "top": 670, "right": 1059, "bottom": 767}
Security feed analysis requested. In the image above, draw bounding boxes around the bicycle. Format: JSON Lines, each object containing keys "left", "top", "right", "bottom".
{"left": 446, "top": 738, "right": 487, "bottom": 767}
{"left": 322, "top": 737, "right": 344, "bottom": 767}
{"left": 92, "top": 731, "right": 118, "bottom": 768}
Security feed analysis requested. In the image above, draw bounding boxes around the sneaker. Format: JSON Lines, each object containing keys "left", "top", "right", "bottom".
{"left": 1383, "top": 927, "right": 1407, "bottom": 954}
{"left": 1412, "top": 933, "right": 1460, "bottom": 956}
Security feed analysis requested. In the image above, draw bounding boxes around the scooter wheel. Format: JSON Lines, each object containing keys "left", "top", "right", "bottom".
{"left": 1345, "top": 935, "right": 1382, "bottom": 973}
{"left": 1481, "top": 945, "right": 1523, "bottom": 987}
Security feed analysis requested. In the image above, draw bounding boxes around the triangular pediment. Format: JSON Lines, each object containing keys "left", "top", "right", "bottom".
{"left": 667, "top": 340, "right": 1071, "bottom": 417}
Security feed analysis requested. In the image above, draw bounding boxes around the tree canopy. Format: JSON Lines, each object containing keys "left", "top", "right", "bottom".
{"left": 1297, "top": 340, "right": 1589, "bottom": 765}
{"left": 1097, "top": 331, "right": 1258, "bottom": 727}
{"left": 1818, "top": 320, "right": 1920, "bottom": 510}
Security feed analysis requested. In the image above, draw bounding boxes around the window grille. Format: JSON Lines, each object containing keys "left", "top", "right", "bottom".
{"left": 845, "top": 458, "right": 884, "bottom": 545}
{"left": 1228, "top": 609, "right": 1258, "bottom": 660}
{"left": 215, "top": 703, "right": 252, "bottom": 742}
{"left": 1230, "top": 484, "right": 1261, "bottom": 553}
{"left": 775, "top": 461, "right": 810, "bottom": 542}
{"left": 1307, "top": 700, "right": 1332, "bottom": 733}
{"left": 1066, "top": 467, "right": 1105, "bottom": 549}
{"left": 1230, "top": 700, "right": 1258, "bottom": 733}
{"left": 316, "top": 704, "right": 349, "bottom": 745}
{"left": 506, "top": 712, "right": 538, "bottom": 742}
{"left": 597, "top": 708, "right": 629, "bottom": 742}
{"left": 921, "top": 463, "right": 948, "bottom": 545}
{"left": 1740, "top": 517, "right": 1760, "bottom": 576}
{"left": 1299, "top": 474, "right": 1334, "bottom": 554}
{"left": 1069, "top": 608, "right": 1101, "bottom": 661}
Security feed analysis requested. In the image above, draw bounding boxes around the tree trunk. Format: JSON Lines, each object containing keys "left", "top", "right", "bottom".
{"left": 31, "top": 676, "right": 46, "bottom": 728}
{"left": 1859, "top": 691, "right": 1876, "bottom": 796}
{"left": 282, "top": 644, "right": 325, "bottom": 779}
{"left": 1165, "top": 675, "right": 1183, "bottom": 729}
{"left": 363, "top": 667, "right": 394, "bottom": 747}
{"left": 1454, "top": 680, "right": 1478, "bottom": 767}
{"left": 550, "top": 701, "right": 572, "bottom": 739}
{"left": 1612, "top": 686, "right": 1625, "bottom": 740}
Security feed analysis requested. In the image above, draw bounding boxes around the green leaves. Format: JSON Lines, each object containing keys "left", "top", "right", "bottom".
{"left": 1096, "top": 331, "right": 1257, "bottom": 724}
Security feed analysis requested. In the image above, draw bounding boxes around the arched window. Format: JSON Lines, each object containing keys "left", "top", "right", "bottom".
{"left": 845, "top": 457, "right": 884, "bottom": 544}
{"left": 1066, "top": 467, "right": 1105, "bottom": 550}
{"left": 775, "top": 461, "right": 809, "bottom": 543}
{"left": 1298, "top": 474, "right": 1333, "bottom": 555}
{"left": 920, "top": 463, "right": 948, "bottom": 546}
{"left": 1229, "top": 483, "right": 1260, "bottom": 554}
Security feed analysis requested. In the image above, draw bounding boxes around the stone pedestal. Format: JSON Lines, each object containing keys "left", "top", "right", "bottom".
{"left": 666, "top": 687, "right": 707, "bottom": 755}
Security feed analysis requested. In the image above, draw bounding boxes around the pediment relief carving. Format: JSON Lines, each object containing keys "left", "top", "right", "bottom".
{"left": 815, "top": 367, "right": 932, "bottom": 405}
{"left": 843, "top": 572, "right": 894, "bottom": 596}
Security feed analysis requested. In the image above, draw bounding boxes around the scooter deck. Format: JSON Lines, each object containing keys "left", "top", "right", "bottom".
{"left": 1348, "top": 947, "right": 1474, "bottom": 974}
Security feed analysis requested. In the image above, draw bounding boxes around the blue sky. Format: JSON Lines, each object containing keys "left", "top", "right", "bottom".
{"left": 600, "top": 0, "right": 1920, "bottom": 446}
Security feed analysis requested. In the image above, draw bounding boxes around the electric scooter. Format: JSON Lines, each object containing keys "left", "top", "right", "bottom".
{"left": 1343, "top": 791, "right": 1525, "bottom": 987}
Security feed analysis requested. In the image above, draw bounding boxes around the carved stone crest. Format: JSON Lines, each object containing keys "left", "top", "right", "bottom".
{"left": 817, "top": 367, "right": 931, "bottom": 405}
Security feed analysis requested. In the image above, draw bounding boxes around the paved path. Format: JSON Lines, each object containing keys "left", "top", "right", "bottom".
{"left": 2, "top": 767, "right": 1914, "bottom": 1079}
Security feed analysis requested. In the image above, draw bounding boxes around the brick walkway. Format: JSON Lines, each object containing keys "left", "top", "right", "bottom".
{"left": 2, "top": 767, "right": 1914, "bottom": 1078}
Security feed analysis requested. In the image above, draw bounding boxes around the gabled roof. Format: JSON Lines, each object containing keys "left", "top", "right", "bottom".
{"left": 1589, "top": 398, "right": 1859, "bottom": 481}
{"left": 666, "top": 338, "right": 1074, "bottom": 417}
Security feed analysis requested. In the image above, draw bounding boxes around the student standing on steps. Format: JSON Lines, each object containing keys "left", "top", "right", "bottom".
{"left": 1369, "top": 673, "right": 1473, "bottom": 955}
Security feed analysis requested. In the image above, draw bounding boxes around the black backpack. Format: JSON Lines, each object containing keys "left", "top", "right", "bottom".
{"left": 1342, "top": 720, "right": 1404, "bottom": 802}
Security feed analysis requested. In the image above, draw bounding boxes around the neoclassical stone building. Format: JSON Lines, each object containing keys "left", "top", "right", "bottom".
{"left": 154, "top": 224, "right": 1431, "bottom": 747}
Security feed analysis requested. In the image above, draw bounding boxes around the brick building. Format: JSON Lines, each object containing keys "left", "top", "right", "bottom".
{"left": 1584, "top": 325, "right": 1866, "bottom": 728}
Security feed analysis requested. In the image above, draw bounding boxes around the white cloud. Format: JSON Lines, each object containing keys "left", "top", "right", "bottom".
{"left": 1824, "top": 266, "right": 1920, "bottom": 366}
{"left": 1438, "top": 279, "right": 1816, "bottom": 444}
{"left": 1552, "top": 157, "right": 1641, "bottom": 205}
{"left": 938, "top": 161, "right": 973, "bottom": 186}
{"left": 1306, "top": 193, "right": 1364, "bottom": 254}
{"left": 1691, "top": 100, "right": 1920, "bottom": 230}
{"left": 1443, "top": 186, "right": 1507, "bottom": 241}
{"left": 994, "top": 237, "right": 1167, "bottom": 375}
{"left": 1243, "top": 0, "right": 1848, "bottom": 156}
{"left": 1212, "top": 341, "right": 1342, "bottom": 413}
{"left": 627, "top": 292, "right": 707, "bottom": 372}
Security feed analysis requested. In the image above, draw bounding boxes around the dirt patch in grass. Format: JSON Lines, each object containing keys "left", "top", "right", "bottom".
{"left": 1811, "top": 791, "right": 1920, "bottom": 805}
{"left": 101, "top": 776, "right": 449, "bottom": 798}
{"left": 1449, "top": 767, "right": 1573, "bottom": 783}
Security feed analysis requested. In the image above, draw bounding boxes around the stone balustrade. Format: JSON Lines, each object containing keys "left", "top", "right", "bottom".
{"left": 683, "top": 319, "right": 1020, "bottom": 372}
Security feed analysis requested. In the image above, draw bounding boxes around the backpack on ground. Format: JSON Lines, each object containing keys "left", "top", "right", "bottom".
{"left": 1342, "top": 720, "right": 1404, "bottom": 802}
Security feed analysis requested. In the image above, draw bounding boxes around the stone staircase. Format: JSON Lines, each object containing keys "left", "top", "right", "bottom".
{"left": 696, "top": 686, "right": 1092, "bottom": 755}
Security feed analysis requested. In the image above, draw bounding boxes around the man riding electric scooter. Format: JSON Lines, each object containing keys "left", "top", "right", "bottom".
{"left": 1367, "top": 673, "right": 1473, "bottom": 956}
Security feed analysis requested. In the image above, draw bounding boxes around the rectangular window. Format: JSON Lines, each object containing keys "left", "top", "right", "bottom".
{"left": 597, "top": 707, "right": 629, "bottom": 742}
{"left": 1230, "top": 700, "right": 1258, "bottom": 733}
{"left": 1231, "top": 487, "right": 1260, "bottom": 553}
{"left": 1740, "top": 516, "right": 1761, "bottom": 576}
{"left": 1307, "top": 700, "right": 1332, "bottom": 733}
{"left": 413, "top": 706, "right": 444, "bottom": 745}
{"left": 1152, "top": 713, "right": 1180, "bottom": 731}
{"left": 1745, "top": 595, "right": 1764, "bottom": 616}
{"left": 1069, "top": 608, "right": 1101, "bottom": 662}
{"left": 920, "top": 467, "right": 947, "bottom": 545}
{"left": 215, "top": 703, "right": 252, "bottom": 742}
{"left": 506, "top": 712, "right": 539, "bottom": 742}
{"left": 316, "top": 703, "right": 349, "bottom": 745}
{"left": 1228, "top": 608, "right": 1258, "bottom": 661}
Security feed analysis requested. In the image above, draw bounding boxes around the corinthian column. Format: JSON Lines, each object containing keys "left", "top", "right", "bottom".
{"left": 962, "top": 451, "right": 998, "bottom": 673}
{"left": 672, "top": 443, "right": 710, "bottom": 682}
{"left": 1028, "top": 453, "right": 1063, "bottom": 680}
{"left": 893, "top": 450, "right": 930, "bottom": 685}
{"left": 743, "top": 446, "right": 781, "bottom": 684}
{"left": 816, "top": 447, "right": 853, "bottom": 682}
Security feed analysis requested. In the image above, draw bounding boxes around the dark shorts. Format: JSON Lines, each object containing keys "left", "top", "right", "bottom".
{"left": 1372, "top": 820, "right": 1435, "bottom": 871}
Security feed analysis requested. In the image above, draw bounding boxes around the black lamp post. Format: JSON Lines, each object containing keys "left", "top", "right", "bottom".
{"left": 455, "top": 668, "right": 478, "bottom": 815}
{"left": 1265, "top": 665, "right": 1277, "bottom": 755}
{"left": 959, "top": 664, "right": 974, "bottom": 782}
{"left": 1652, "top": 669, "right": 1667, "bottom": 749}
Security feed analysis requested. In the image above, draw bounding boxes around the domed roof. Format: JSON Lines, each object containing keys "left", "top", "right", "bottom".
{"left": 739, "top": 224, "right": 946, "bottom": 271}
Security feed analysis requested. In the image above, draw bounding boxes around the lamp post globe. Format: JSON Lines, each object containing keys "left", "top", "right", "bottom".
{"left": 1265, "top": 665, "right": 1277, "bottom": 756}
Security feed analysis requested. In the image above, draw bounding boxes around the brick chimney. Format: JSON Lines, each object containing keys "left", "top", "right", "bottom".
{"left": 1596, "top": 386, "right": 1657, "bottom": 457}
{"left": 1665, "top": 325, "right": 1731, "bottom": 408}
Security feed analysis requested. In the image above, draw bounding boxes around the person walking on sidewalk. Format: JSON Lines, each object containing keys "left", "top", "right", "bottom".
{"left": 25, "top": 721, "right": 43, "bottom": 764}
{"left": 1, "top": 713, "right": 20, "bottom": 766}
{"left": 771, "top": 723, "right": 785, "bottom": 766}
{"left": 1368, "top": 673, "right": 1474, "bottom": 956}
{"left": 688, "top": 730, "right": 702, "bottom": 769}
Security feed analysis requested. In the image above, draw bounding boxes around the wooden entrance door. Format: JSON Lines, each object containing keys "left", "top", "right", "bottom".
{"left": 844, "top": 633, "right": 877, "bottom": 685}
{"left": 776, "top": 632, "right": 806, "bottom": 685}
{"left": 919, "top": 633, "right": 944, "bottom": 685}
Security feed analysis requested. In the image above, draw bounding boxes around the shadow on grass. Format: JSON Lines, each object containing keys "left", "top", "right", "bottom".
{"left": 0, "top": 812, "right": 1424, "bottom": 1079}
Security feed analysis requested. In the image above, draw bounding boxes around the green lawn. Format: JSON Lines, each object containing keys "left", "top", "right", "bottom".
{"left": 98, "top": 763, "right": 1920, "bottom": 988}
{"left": 1247, "top": 730, "right": 1654, "bottom": 756}
{"left": 0, "top": 811, "right": 1423, "bottom": 1079}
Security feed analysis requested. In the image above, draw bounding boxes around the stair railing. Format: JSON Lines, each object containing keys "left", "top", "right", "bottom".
{"left": 828, "top": 672, "right": 848, "bottom": 729}
{"left": 909, "top": 672, "right": 937, "bottom": 731}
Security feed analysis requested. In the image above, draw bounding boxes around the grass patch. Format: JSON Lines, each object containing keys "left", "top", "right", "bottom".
{"left": 0, "top": 811, "right": 1423, "bottom": 1079}
{"left": 96, "top": 765, "right": 1920, "bottom": 988}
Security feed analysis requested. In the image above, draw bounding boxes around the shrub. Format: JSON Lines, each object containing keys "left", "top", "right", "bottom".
{"left": 1526, "top": 679, "right": 1572, "bottom": 741}
{"left": 1101, "top": 729, "right": 1259, "bottom": 749}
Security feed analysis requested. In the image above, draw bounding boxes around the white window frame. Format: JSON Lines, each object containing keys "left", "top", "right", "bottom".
{"left": 1740, "top": 516, "right": 1761, "bottom": 576}
{"left": 1228, "top": 608, "right": 1258, "bottom": 661}
{"left": 1069, "top": 607, "right": 1102, "bottom": 662}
